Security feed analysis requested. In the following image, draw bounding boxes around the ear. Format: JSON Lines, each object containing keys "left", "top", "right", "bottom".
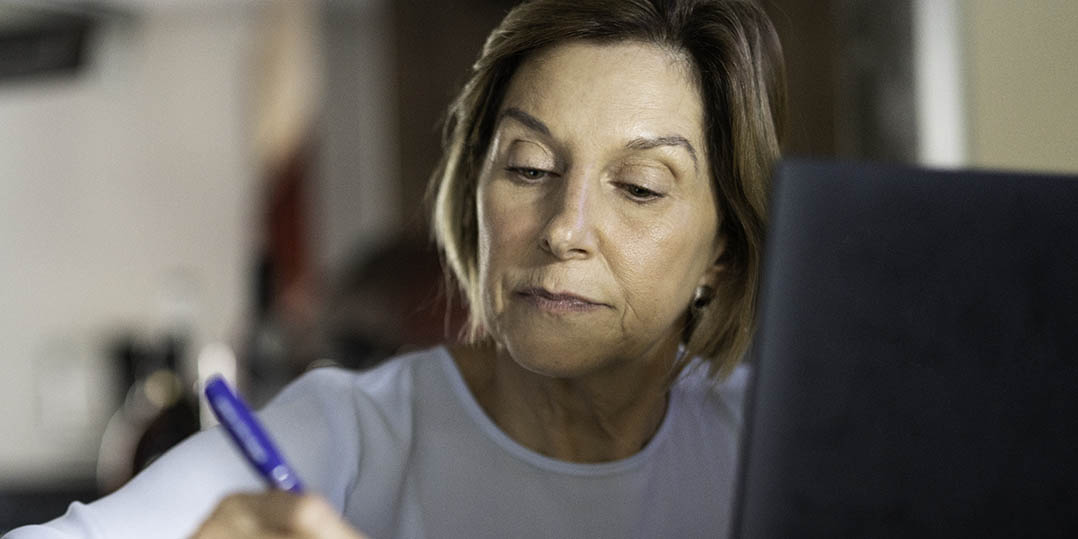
{"left": 695, "top": 234, "right": 728, "bottom": 290}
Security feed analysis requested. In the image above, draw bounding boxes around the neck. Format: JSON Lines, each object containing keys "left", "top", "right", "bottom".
{"left": 452, "top": 339, "right": 680, "bottom": 463}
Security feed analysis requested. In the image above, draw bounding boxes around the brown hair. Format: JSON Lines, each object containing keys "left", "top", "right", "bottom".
{"left": 430, "top": 0, "right": 786, "bottom": 376}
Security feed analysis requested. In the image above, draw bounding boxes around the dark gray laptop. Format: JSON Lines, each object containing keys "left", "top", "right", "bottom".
{"left": 733, "top": 160, "right": 1078, "bottom": 538}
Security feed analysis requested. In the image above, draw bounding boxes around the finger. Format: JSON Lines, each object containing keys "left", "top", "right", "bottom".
{"left": 192, "top": 492, "right": 319, "bottom": 538}
{"left": 191, "top": 493, "right": 265, "bottom": 538}
{"left": 238, "top": 489, "right": 306, "bottom": 530}
{"left": 192, "top": 491, "right": 368, "bottom": 539}
{"left": 236, "top": 490, "right": 368, "bottom": 539}
{"left": 285, "top": 493, "right": 369, "bottom": 539}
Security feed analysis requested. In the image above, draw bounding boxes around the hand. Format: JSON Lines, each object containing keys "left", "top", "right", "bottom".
{"left": 192, "top": 490, "right": 368, "bottom": 539}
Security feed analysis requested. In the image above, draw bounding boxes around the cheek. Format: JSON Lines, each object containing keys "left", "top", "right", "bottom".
{"left": 477, "top": 183, "right": 541, "bottom": 310}
{"left": 612, "top": 209, "right": 716, "bottom": 318}
{"left": 617, "top": 234, "right": 692, "bottom": 310}
{"left": 479, "top": 183, "right": 536, "bottom": 262}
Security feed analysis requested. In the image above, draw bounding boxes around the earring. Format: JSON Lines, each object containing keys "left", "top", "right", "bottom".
{"left": 692, "top": 285, "right": 714, "bottom": 310}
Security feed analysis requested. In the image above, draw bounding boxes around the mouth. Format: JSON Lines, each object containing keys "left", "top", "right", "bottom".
{"left": 515, "top": 287, "right": 607, "bottom": 313}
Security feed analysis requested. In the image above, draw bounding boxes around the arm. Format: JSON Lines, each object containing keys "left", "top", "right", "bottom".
{"left": 4, "top": 368, "right": 362, "bottom": 539}
{"left": 4, "top": 427, "right": 261, "bottom": 539}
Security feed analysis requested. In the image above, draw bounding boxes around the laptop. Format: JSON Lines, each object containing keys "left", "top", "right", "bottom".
{"left": 732, "top": 159, "right": 1078, "bottom": 538}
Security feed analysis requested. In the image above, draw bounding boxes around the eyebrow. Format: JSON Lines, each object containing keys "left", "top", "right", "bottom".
{"left": 626, "top": 135, "right": 699, "bottom": 170}
{"left": 500, "top": 107, "right": 551, "bottom": 137}
{"left": 499, "top": 106, "right": 699, "bottom": 170}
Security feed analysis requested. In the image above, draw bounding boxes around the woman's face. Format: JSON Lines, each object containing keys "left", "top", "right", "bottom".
{"left": 476, "top": 41, "right": 722, "bottom": 377}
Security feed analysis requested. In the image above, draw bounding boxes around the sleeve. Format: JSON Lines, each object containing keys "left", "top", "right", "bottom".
{"left": 2, "top": 368, "right": 362, "bottom": 539}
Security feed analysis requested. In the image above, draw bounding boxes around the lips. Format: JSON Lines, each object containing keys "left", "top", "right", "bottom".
{"left": 516, "top": 287, "right": 607, "bottom": 313}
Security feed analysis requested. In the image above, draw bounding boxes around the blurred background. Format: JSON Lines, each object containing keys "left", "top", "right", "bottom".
{"left": 0, "top": 0, "right": 1075, "bottom": 531}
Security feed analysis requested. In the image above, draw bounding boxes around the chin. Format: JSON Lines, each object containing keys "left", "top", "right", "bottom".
{"left": 508, "top": 343, "right": 612, "bottom": 379}
{"left": 496, "top": 319, "right": 620, "bottom": 378}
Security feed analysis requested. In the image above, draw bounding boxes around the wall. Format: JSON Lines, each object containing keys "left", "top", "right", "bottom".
{"left": 0, "top": 7, "right": 259, "bottom": 486}
{"left": 316, "top": 0, "right": 399, "bottom": 273}
{"left": 963, "top": 0, "right": 1078, "bottom": 173}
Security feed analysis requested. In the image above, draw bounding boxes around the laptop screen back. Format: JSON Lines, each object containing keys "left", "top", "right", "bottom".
{"left": 733, "top": 160, "right": 1078, "bottom": 538}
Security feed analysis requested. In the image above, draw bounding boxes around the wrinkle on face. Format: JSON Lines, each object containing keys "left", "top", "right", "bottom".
{"left": 476, "top": 40, "right": 721, "bottom": 375}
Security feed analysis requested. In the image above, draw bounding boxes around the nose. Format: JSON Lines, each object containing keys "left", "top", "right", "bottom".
{"left": 540, "top": 172, "right": 598, "bottom": 259}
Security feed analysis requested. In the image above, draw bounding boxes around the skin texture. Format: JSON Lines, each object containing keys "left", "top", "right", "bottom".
{"left": 191, "top": 492, "right": 367, "bottom": 539}
{"left": 193, "top": 40, "right": 724, "bottom": 536}
{"left": 460, "top": 40, "right": 725, "bottom": 463}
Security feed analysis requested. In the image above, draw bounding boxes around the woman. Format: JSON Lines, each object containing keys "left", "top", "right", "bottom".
{"left": 5, "top": 0, "right": 784, "bottom": 537}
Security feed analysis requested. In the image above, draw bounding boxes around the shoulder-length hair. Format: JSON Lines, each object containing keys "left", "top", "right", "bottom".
{"left": 430, "top": 0, "right": 786, "bottom": 377}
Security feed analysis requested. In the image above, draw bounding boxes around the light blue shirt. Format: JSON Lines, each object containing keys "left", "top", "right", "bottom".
{"left": 5, "top": 346, "right": 747, "bottom": 538}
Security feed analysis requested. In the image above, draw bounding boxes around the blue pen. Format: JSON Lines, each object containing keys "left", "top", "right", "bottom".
{"left": 204, "top": 375, "right": 305, "bottom": 493}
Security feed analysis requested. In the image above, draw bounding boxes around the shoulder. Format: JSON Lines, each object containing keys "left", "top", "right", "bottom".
{"left": 672, "top": 360, "right": 751, "bottom": 429}
{"left": 258, "top": 346, "right": 451, "bottom": 502}
{"left": 269, "top": 346, "right": 449, "bottom": 415}
{"left": 261, "top": 346, "right": 453, "bottom": 444}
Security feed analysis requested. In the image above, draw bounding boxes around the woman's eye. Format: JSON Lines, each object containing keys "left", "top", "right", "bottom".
{"left": 507, "top": 167, "right": 549, "bottom": 181}
{"left": 620, "top": 183, "right": 663, "bottom": 201}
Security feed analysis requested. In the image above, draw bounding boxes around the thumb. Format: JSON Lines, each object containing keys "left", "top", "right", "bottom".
{"left": 258, "top": 491, "right": 370, "bottom": 538}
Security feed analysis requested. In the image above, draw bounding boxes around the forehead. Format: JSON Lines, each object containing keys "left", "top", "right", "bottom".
{"left": 499, "top": 41, "right": 705, "bottom": 148}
